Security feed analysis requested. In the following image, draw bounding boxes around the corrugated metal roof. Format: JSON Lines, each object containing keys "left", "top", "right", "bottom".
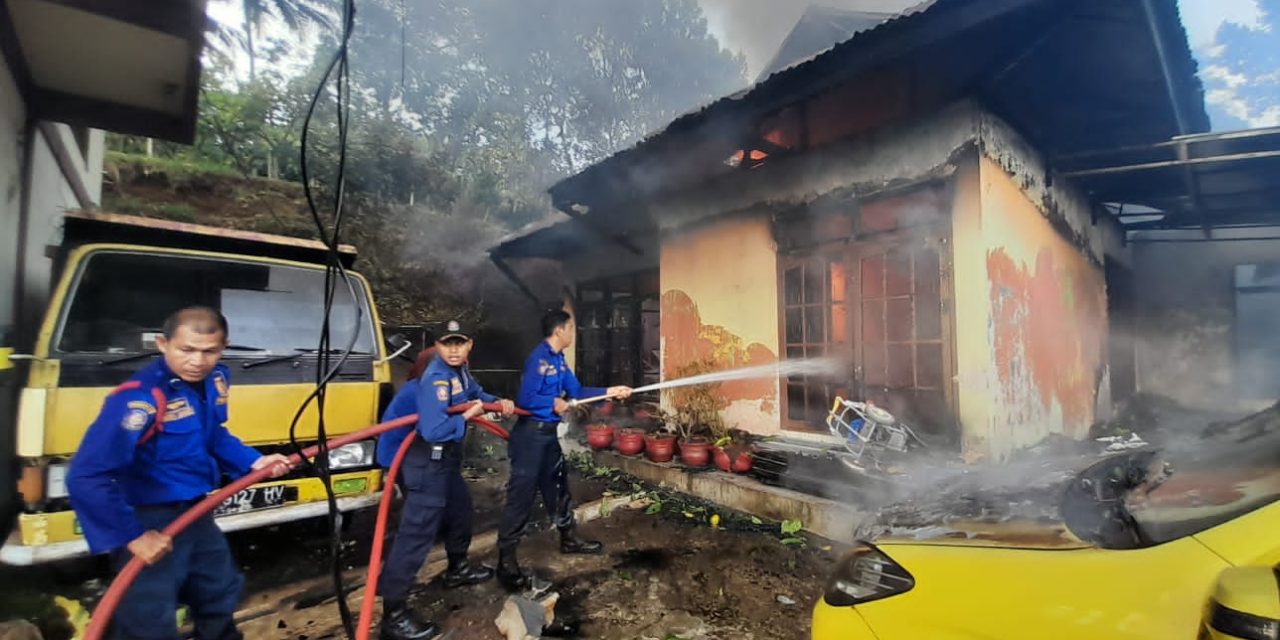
{"left": 546, "top": 0, "right": 1206, "bottom": 212}
{"left": 754, "top": 5, "right": 900, "bottom": 82}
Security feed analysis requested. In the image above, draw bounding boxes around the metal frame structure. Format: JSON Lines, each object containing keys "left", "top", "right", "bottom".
{"left": 1058, "top": 127, "right": 1280, "bottom": 237}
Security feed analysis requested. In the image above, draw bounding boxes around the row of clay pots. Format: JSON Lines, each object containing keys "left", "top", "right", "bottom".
{"left": 584, "top": 424, "right": 753, "bottom": 473}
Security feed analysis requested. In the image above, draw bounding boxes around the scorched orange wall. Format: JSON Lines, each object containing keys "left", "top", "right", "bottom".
{"left": 953, "top": 155, "right": 1108, "bottom": 459}
{"left": 660, "top": 215, "right": 782, "bottom": 435}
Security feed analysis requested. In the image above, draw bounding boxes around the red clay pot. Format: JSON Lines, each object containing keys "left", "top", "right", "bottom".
{"left": 586, "top": 424, "right": 615, "bottom": 450}
{"left": 615, "top": 428, "right": 647, "bottom": 456}
{"left": 677, "top": 437, "right": 711, "bottom": 467}
{"left": 713, "top": 446, "right": 731, "bottom": 472}
{"left": 714, "top": 446, "right": 754, "bottom": 473}
{"left": 644, "top": 433, "right": 677, "bottom": 463}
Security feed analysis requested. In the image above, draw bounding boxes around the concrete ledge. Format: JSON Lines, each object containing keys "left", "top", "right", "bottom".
{"left": 581, "top": 447, "right": 869, "bottom": 544}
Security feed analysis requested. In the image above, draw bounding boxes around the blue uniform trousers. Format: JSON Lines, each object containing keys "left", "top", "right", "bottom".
{"left": 108, "top": 505, "right": 243, "bottom": 640}
{"left": 497, "top": 419, "right": 575, "bottom": 552}
{"left": 378, "top": 439, "right": 472, "bottom": 604}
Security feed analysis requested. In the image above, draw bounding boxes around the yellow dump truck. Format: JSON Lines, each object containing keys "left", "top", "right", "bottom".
{"left": 1, "top": 211, "right": 393, "bottom": 565}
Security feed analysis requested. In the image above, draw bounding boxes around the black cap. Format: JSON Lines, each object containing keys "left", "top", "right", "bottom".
{"left": 437, "top": 319, "right": 471, "bottom": 342}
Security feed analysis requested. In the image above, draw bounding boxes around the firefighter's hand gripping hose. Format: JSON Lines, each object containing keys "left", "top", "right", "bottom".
{"left": 84, "top": 402, "right": 526, "bottom": 640}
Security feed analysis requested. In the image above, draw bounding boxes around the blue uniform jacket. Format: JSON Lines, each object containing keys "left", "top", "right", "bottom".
{"left": 517, "top": 341, "right": 606, "bottom": 423}
{"left": 416, "top": 355, "right": 495, "bottom": 443}
{"left": 66, "top": 359, "right": 262, "bottom": 555}
{"left": 375, "top": 379, "right": 418, "bottom": 468}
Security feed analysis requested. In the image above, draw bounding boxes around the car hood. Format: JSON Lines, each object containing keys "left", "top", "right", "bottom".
{"left": 874, "top": 518, "right": 1093, "bottom": 550}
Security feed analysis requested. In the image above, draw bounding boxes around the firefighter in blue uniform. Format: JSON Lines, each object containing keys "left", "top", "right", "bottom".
{"left": 374, "top": 343, "right": 435, "bottom": 470}
{"left": 496, "top": 309, "right": 632, "bottom": 591}
{"left": 67, "top": 307, "right": 291, "bottom": 640}
{"left": 377, "top": 320, "right": 515, "bottom": 640}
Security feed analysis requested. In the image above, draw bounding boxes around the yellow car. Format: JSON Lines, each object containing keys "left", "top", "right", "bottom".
{"left": 812, "top": 417, "right": 1280, "bottom": 640}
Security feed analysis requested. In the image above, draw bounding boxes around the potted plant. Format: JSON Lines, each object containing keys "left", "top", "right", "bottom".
{"left": 663, "top": 360, "right": 723, "bottom": 468}
{"left": 712, "top": 428, "right": 755, "bottom": 474}
{"left": 585, "top": 423, "right": 615, "bottom": 450}
{"left": 584, "top": 401, "right": 624, "bottom": 450}
{"left": 615, "top": 426, "right": 647, "bottom": 456}
{"left": 644, "top": 428, "right": 677, "bottom": 463}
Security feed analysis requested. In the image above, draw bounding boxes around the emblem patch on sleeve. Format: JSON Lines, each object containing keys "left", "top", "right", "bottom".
{"left": 436, "top": 386, "right": 449, "bottom": 402}
{"left": 214, "top": 375, "right": 229, "bottom": 405}
{"left": 126, "top": 400, "right": 156, "bottom": 415}
{"left": 122, "top": 408, "right": 150, "bottom": 431}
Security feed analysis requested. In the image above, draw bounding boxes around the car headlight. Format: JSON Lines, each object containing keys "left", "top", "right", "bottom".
{"left": 327, "top": 441, "right": 375, "bottom": 470}
{"left": 46, "top": 463, "right": 69, "bottom": 500}
{"left": 823, "top": 543, "right": 914, "bottom": 607}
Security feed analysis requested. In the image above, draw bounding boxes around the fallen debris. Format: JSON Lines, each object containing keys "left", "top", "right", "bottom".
{"left": 494, "top": 593, "right": 558, "bottom": 640}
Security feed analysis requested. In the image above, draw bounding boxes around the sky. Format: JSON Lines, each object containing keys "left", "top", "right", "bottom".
{"left": 1176, "top": 0, "right": 1279, "bottom": 129}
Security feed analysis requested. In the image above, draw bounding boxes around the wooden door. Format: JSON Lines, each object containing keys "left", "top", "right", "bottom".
{"left": 850, "top": 234, "right": 956, "bottom": 447}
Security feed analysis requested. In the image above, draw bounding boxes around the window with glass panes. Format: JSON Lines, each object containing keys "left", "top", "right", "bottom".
{"left": 575, "top": 271, "right": 659, "bottom": 388}
{"left": 781, "top": 255, "right": 848, "bottom": 428}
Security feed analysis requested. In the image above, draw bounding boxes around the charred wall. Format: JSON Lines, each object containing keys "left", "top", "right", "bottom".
{"left": 1131, "top": 236, "right": 1280, "bottom": 411}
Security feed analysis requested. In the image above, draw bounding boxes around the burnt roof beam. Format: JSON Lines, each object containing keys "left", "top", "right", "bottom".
{"left": 1061, "top": 149, "right": 1280, "bottom": 178}
{"left": 488, "top": 255, "right": 542, "bottom": 309}
{"left": 1056, "top": 126, "right": 1280, "bottom": 165}
{"left": 552, "top": 201, "right": 644, "bottom": 256}
{"left": 1123, "top": 210, "right": 1280, "bottom": 230}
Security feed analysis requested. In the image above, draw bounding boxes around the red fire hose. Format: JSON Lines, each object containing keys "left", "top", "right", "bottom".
{"left": 85, "top": 402, "right": 526, "bottom": 640}
{"left": 354, "top": 411, "right": 513, "bottom": 639}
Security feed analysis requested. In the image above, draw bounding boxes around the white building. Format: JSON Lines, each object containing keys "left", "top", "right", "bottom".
{"left": 1, "top": 0, "right": 209, "bottom": 530}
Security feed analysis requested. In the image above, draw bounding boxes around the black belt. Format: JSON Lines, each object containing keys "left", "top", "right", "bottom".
{"left": 413, "top": 439, "right": 463, "bottom": 459}
{"left": 517, "top": 418, "right": 560, "bottom": 434}
{"left": 136, "top": 497, "right": 203, "bottom": 512}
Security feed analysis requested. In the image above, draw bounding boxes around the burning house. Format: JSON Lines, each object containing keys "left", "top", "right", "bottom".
{"left": 491, "top": 0, "right": 1280, "bottom": 461}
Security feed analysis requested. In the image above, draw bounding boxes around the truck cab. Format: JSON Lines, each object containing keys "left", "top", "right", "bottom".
{"left": 2, "top": 211, "right": 392, "bottom": 565}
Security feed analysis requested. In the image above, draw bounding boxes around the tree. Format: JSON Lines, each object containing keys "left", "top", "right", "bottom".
{"left": 348, "top": 0, "right": 744, "bottom": 177}
{"left": 239, "top": 0, "right": 333, "bottom": 81}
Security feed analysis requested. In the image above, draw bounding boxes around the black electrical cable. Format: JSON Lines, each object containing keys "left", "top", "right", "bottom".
{"left": 292, "top": 0, "right": 361, "bottom": 637}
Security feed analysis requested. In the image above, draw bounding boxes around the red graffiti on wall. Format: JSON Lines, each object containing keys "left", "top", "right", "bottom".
{"left": 661, "top": 289, "right": 778, "bottom": 408}
{"left": 987, "top": 248, "right": 1105, "bottom": 432}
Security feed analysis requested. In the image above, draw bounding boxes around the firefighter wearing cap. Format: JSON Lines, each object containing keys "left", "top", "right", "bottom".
{"left": 66, "top": 306, "right": 291, "bottom": 640}
{"left": 496, "top": 309, "right": 632, "bottom": 591}
{"left": 377, "top": 320, "right": 515, "bottom": 640}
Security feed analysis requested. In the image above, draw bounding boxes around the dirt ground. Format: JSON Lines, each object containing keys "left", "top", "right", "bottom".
{"left": 243, "top": 506, "right": 830, "bottom": 640}
{"left": 0, "top": 434, "right": 836, "bottom": 640}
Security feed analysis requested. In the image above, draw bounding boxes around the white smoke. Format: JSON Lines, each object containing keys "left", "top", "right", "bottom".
{"left": 697, "top": 0, "right": 922, "bottom": 79}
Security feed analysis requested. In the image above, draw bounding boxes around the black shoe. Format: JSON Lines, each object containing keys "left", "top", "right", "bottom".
{"left": 441, "top": 560, "right": 494, "bottom": 589}
{"left": 496, "top": 550, "right": 532, "bottom": 592}
{"left": 559, "top": 532, "right": 603, "bottom": 555}
{"left": 379, "top": 603, "right": 439, "bottom": 640}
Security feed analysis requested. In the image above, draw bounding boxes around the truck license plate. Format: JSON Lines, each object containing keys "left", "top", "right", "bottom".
{"left": 213, "top": 485, "right": 298, "bottom": 517}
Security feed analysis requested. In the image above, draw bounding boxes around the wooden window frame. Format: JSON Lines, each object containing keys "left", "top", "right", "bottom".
{"left": 575, "top": 270, "right": 659, "bottom": 388}
{"left": 777, "top": 225, "right": 959, "bottom": 438}
{"left": 777, "top": 249, "right": 852, "bottom": 432}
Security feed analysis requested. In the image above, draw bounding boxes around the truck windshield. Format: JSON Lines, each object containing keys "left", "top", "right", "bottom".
{"left": 54, "top": 251, "right": 376, "bottom": 356}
